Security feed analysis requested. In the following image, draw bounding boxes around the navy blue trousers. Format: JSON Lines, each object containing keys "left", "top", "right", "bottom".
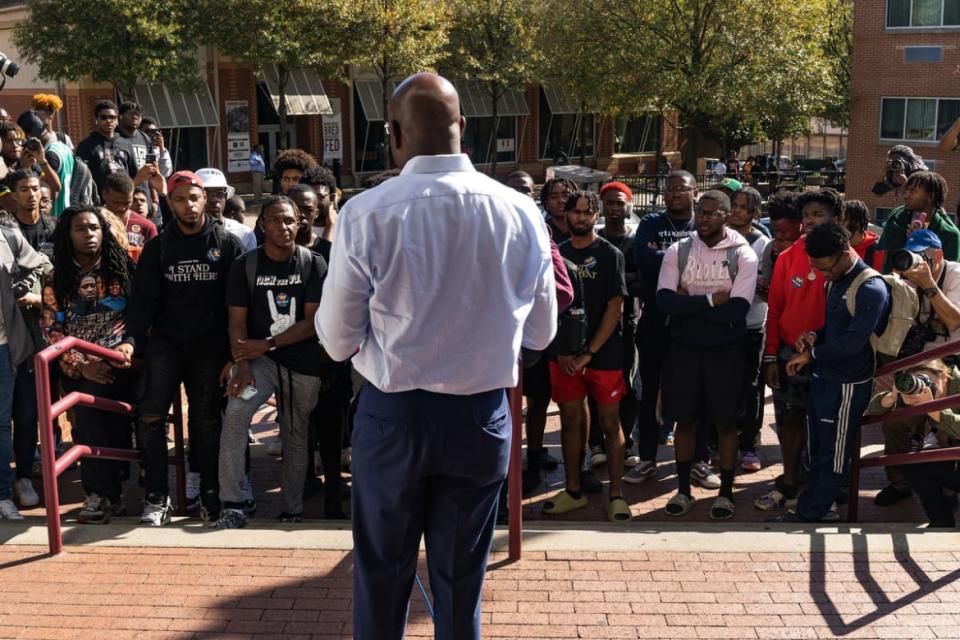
{"left": 797, "top": 376, "right": 872, "bottom": 521}
{"left": 351, "top": 383, "right": 510, "bottom": 640}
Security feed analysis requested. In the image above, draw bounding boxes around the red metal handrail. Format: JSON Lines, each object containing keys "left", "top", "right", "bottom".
{"left": 35, "top": 337, "right": 186, "bottom": 554}
{"left": 849, "top": 338, "right": 960, "bottom": 522}
{"left": 507, "top": 362, "right": 524, "bottom": 561}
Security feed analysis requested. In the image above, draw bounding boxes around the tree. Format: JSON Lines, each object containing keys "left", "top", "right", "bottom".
{"left": 588, "top": 0, "right": 840, "bottom": 170}
{"left": 15, "top": 0, "right": 202, "bottom": 100}
{"left": 821, "top": 0, "right": 853, "bottom": 129}
{"left": 443, "top": 0, "right": 541, "bottom": 175}
{"left": 353, "top": 0, "right": 451, "bottom": 168}
{"left": 204, "top": 0, "right": 369, "bottom": 149}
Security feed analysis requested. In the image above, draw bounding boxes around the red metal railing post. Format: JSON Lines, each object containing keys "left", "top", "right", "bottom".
{"left": 508, "top": 358, "right": 524, "bottom": 562}
{"left": 171, "top": 400, "right": 186, "bottom": 517}
{"left": 35, "top": 341, "right": 63, "bottom": 555}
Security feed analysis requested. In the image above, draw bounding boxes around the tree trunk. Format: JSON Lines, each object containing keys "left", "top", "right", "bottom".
{"left": 489, "top": 81, "right": 499, "bottom": 177}
{"left": 655, "top": 111, "right": 664, "bottom": 176}
{"left": 278, "top": 65, "right": 289, "bottom": 151}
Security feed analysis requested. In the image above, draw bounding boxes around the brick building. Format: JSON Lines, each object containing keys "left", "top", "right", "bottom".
{"left": 848, "top": 0, "right": 960, "bottom": 222}
{"left": 0, "top": 2, "right": 678, "bottom": 191}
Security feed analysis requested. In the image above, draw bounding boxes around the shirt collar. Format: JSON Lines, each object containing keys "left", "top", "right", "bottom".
{"left": 399, "top": 154, "right": 475, "bottom": 176}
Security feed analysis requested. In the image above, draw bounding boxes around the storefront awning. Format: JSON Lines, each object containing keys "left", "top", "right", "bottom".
{"left": 134, "top": 83, "right": 219, "bottom": 128}
{"left": 454, "top": 80, "right": 529, "bottom": 118}
{"left": 355, "top": 79, "right": 398, "bottom": 122}
{"left": 260, "top": 65, "right": 333, "bottom": 116}
{"left": 542, "top": 87, "right": 584, "bottom": 115}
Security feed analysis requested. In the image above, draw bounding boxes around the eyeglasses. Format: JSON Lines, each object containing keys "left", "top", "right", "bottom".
{"left": 811, "top": 254, "right": 843, "bottom": 275}
{"left": 97, "top": 113, "right": 118, "bottom": 121}
{"left": 665, "top": 185, "right": 694, "bottom": 193}
{"left": 694, "top": 209, "right": 725, "bottom": 219}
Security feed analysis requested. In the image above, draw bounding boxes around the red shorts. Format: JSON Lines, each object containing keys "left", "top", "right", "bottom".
{"left": 548, "top": 361, "right": 625, "bottom": 405}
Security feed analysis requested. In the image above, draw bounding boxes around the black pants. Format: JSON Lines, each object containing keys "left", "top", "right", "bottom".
{"left": 306, "top": 363, "right": 351, "bottom": 515}
{"left": 136, "top": 336, "right": 225, "bottom": 500}
{"left": 903, "top": 461, "right": 960, "bottom": 526}
{"left": 589, "top": 323, "right": 638, "bottom": 450}
{"left": 64, "top": 371, "right": 135, "bottom": 503}
{"left": 635, "top": 314, "right": 670, "bottom": 462}
{"left": 737, "top": 328, "right": 766, "bottom": 452}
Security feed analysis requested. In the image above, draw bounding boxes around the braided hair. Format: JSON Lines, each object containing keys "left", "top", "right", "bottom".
{"left": 52, "top": 206, "right": 129, "bottom": 306}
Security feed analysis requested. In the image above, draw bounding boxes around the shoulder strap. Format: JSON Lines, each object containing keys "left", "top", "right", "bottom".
{"left": 296, "top": 245, "right": 313, "bottom": 286}
{"left": 726, "top": 246, "right": 739, "bottom": 282}
{"left": 245, "top": 249, "right": 259, "bottom": 302}
{"left": 845, "top": 267, "right": 881, "bottom": 316}
{"left": 677, "top": 237, "right": 692, "bottom": 277}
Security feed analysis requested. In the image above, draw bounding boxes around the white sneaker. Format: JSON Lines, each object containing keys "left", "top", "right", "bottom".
{"left": 139, "top": 495, "right": 172, "bottom": 527}
{"left": 185, "top": 471, "right": 201, "bottom": 511}
{"left": 691, "top": 461, "right": 721, "bottom": 490}
{"left": 267, "top": 440, "right": 283, "bottom": 456}
{"left": 14, "top": 478, "right": 39, "bottom": 507}
{"left": 0, "top": 498, "right": 24, "bottom": 520}
{"left": 624, "top": 449, "right": 641, "bottom": 468}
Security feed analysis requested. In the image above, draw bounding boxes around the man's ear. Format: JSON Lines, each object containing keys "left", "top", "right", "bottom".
{"left": 390, "top": 120, "right": 402, "bottom": 150}
{"left": 459, "top": 115, "right": 466, "bottom": 136}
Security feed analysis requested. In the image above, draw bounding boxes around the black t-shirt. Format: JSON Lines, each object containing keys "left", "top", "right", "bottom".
{"left": 16, "top": 214, "right": 56, "bottom": 259}
{"left": 559, "top": 236, "right": 627, "bottom": 371}
{"left": 545, "top": 216, "right": 570, "bottom": 244}
{"left": 598, "top": 227, "right": 638, "bottom": 328}
{"left": 306, "top": 235, "right": 332, "bottom": 264}
{"left": 226, "top": 247, "right": 327, "bottom": 375}
{"left": 75, "top": 131, "right": 134, "bottom": 195}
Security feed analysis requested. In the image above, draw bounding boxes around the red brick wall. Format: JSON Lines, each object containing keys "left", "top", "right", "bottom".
{"left": 848, "top": 1, "right": 960, "bottom": 218}
{"left": 217, "top": 62, "right": 258, "bottom": 180}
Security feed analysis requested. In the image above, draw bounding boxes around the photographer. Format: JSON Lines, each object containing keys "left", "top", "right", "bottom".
{"left": 873, "top": 230, "right": 960, "bottom": 506}
{"left": 872, "top": 145, "right": 927, "bottom": 202}
{"left": 877, "top": 171, "right": 960, "bottom": 273}
{"left": 867, "top": 359, "right": 960, "bottom": 527}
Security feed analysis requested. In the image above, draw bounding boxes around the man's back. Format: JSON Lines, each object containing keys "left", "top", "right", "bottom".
{"left": 317, "top": 153, "right": 555, "bottom": 395}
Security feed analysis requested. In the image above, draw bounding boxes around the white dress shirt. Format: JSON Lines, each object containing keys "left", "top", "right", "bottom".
{"left": 316, "top": 153, "right": 557, "bottom": 395}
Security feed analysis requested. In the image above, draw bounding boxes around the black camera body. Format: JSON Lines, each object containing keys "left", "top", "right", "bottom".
{"left": 23, "top": 138, "right": 42, "bottom": 153}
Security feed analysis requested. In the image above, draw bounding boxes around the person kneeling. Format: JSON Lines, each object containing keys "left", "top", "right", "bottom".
{"left": 215, "top": 196, "right": 328, "bottom": 529}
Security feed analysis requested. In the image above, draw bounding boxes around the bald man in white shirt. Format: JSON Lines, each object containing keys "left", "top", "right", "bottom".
{"left": 316, "top": 73, "right": 556, "bottom": 640}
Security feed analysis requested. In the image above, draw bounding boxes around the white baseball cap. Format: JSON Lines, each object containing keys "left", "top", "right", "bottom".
{"left": 196, "top": 167, "right": 235, "bottom": 199}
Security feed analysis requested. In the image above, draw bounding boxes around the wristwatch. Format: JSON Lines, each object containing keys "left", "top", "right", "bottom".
{"left": 266, "top": 336, "right": 277, "bottom": 351}
{"left": 582, "top": 348, "right": 595, "bottom": 358}
{"left": 923, "top": 286, "right": 940, "bottom": 298}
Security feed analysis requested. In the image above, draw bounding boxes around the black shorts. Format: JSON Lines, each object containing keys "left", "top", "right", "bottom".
{"left": 771, "top": 345, "right": 811, "bottom": 420}
{"left": 522, "top": 351, "right": 551, "bottom": 400}
{"left": 661, "top": 340, "right": 744, "bottom": 424}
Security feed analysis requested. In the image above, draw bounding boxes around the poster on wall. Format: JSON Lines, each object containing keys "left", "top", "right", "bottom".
{"left": 322, "top": 98, "right": 343, "bottom": 161}
{"left": 225, "top": 100, "right": 251, "bottom": 173}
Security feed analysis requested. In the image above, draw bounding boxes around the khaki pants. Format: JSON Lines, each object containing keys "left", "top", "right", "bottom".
{"left": 882, "top": 414, "right": 926, "bottom": 489}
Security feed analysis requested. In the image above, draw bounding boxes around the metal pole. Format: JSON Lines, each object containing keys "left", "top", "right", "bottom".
{"left": 507, "top": 359, "right": 524, "bottom": 561}
{"left": 34, "top": 349, "right": 61, "bottom": 555}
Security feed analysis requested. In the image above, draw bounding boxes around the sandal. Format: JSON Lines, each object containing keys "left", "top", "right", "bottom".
{"left": 665, "top": 492, "right": 694, "bottom": 517}
{"left": 754, "top": 489, "right": 786, "bottom": 511}
{"left": 607, "top": 497, "right": 632, "bottom": 523}
{"left": 710, "top": 496, "right": 735, "bottom": 520}
{"left": 543, "top": 490, "right": 588, "bottom": 515}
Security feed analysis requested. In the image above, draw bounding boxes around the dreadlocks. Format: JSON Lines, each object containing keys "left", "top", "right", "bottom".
{"left": 52, "top": 206, "right": 129, "bottom": 307}
{"left": 843, "top": 200, "right": 869, "bottom": 235}
{"left": 905, "top": 171, "right": 948, "bottom": 211}
{"left": 539, "top": 177, "right": 576, "bottom": 210}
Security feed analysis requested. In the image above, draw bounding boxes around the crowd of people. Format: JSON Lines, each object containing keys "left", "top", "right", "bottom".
{"left": 0, "top": 89, "right": 956, "bottom": 534}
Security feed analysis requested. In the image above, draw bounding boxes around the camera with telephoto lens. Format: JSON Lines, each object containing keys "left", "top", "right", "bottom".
{"left": 891, "top": 248, "right": 930, "bottom": 272}
{"left": 895, "top": 370, "right": 937, "bottom": 397}
{"left": 23, "top": 138, "right": 41, "bottom": 153}
{"left": 0, "top": 53, "right": 19, "bottom": 79}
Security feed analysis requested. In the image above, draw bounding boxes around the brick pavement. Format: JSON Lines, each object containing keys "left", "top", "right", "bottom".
{"left": 1, "top": 543, "right": 960, "bottom": 639}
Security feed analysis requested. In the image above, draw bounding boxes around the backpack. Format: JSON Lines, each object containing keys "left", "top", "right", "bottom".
{"left": 69, "top": 157, "right": 98, "bottom": 207}
{"left": 845, "top": 268, "right": 919, "bottom": 364}
{"left": 244, "top": 245, "right": 314, "bottom": 302}
{"left": 676, "top": 236, "right": 739, "bottom": 282}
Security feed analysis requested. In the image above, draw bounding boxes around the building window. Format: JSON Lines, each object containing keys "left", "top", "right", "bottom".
{"left": 461, "top": 116, "right": 517, "bottom": 165}
{"left": 888, "top": 0, "right": 960, "bottom": 27}
{"left": 904, "top": 45, "right": 944, "bottom": 61}
{"left": 880, "top": 97, "right": 960, "bottom": 141}
{"left": 353, "top": 80, "right": 393, "bottom": 174}
{"left": 614, "top": 114, "right": 661, "bottom": 154}
{"left": 539, "top": 87, "right": 594, "bottom": 162}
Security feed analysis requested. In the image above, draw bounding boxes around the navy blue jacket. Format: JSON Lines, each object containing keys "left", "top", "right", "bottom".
{"left": 811, "top": 259, "right": 890, "bottom": 383}
{"left": 633, "top": 211, "right": 694, "bottom": 312}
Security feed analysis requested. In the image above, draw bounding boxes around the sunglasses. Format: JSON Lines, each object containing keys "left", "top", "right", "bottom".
{"left": 97, "top": 114, "right": 118, "bottom": 121}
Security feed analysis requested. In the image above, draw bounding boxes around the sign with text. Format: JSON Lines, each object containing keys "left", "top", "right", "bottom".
{"left": 322, "top": 98, "right": 343, "bottom": 161}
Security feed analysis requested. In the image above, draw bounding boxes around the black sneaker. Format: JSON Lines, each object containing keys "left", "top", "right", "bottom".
{"left": 522, "top": 469, "right": 542, "bottom": 497}
{"left": 139, "top": 494, "right": 172, "bottom": 527}
{"left": 210, "top": 508, "right": 248, "bottom": 530}
{"left": 199, "top": 490, "right": 220, "bottom": 523}
{"left": 539, "top": 448, "right": 559, "bottom": 471}
{"left": 581, "top": 470, "right": 603, "bottom": 494}
{"left": 278, "top": 512, "right": 303, "bottom": 523}
{"left": 77, "top": 493, "right": 112, "bottom": 524}
{"left": 874, "top": 484, "right": 912, "bottom": 506}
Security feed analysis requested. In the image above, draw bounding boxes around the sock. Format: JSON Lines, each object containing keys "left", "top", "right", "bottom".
{"left": 720, "top": 468, "right": 735, "bottom": 500}
{"left": 677, "top": 460, "right": 693, "bottom": 497}
{"left": 567, "top": 489, "right": 582, "bottom": 500}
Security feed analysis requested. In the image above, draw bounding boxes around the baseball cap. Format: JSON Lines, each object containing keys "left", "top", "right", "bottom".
{"left": 905, "top": 229, "right": 943, "bottom": 252}
{"left": 196, "top": 167, "right": 236, "bottom": 199}
{"left": 718, "top": 177, "right": 743, "bottom": 192}
{"left": 16, "top": 110, "right": 45, "bottom": 139}
{"left": 166, "top": 170, "right": 205, "bottom": 196}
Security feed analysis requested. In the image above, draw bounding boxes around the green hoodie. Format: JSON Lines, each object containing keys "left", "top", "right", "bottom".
{"left": 877, "top": 206, "right": 960, "bottom": 273}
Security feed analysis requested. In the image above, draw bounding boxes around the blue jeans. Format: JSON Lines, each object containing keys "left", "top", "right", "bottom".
{"left": 0, "top": 346, "right": 17, "bottom": 500}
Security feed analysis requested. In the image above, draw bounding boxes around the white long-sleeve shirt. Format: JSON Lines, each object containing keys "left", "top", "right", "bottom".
{"left": 316, "top": 153, "right": 557, "bottom": 395}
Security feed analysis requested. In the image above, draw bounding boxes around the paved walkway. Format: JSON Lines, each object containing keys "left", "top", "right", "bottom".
{"left": 1, "top": 524, "right": 959, "bottom": 639}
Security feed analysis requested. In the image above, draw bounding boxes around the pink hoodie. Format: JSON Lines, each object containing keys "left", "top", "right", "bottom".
{"left": 658, "top": 226, "right": 758, "bottom": 300}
